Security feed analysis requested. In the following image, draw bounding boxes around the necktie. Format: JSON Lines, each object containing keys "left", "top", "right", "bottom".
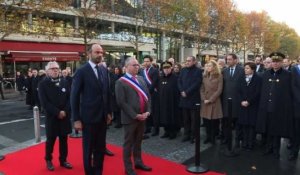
{"left": 132, "top": 76, "right": 145, "bottom": 113}
{"left": 230, "top": 68, "right": 233, "bottom": 77}
{"left": 95, "top": 65, "right": 103, "bottom": 83}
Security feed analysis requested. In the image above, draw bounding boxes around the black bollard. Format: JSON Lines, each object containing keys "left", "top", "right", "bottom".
{"left": 186, "top": 107, "right": 208, "bottom": 173}
{"left": 223, "top": 98, "right": 239, "bottom": 157}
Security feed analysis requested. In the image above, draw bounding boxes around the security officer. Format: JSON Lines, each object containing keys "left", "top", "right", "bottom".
{"left": 38, "top": 61, "right": 72, "bottom": 171}
{"left": 256, "top": 52, "right": 293, "bottom": 159}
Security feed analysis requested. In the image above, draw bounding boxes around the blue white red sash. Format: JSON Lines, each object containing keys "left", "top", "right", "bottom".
{"left": 143, "top": 68, "right": 152, "bottom": 85}
{"left": 120, "top": 76, "right": 148, "bottom": 101}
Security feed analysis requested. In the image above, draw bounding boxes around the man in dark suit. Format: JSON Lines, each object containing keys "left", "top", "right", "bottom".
{"left": 178, "top": 56, "right": 202, "bottom": 143}
{"left": 140, "top": 55, "right": 160, "bottom": 136}
{"left": 115, "top": 57, "right": 152, "bottom": 175}
{"left": 289, "top": 60, "right": 300, "bottom": 160}
{"left": 71, "top": 43, "right": 112, "bottom": 175}
{"left": 38, "top": 61, "right": 72, "bottom": 171}
{"left": 255, "top": 56, "right": 265, "bottom": 74}
{"left": 283, "top": 58, "right": 292, "bottom": 71}
{"left": 222, "top": 53, "right": 244, "bottom": 147}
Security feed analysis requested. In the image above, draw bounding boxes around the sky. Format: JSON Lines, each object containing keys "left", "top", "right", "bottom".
{"left": 233, "top": 0, "right": 300, "bottom": 36}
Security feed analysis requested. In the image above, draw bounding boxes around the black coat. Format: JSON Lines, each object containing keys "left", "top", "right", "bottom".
{"left": 291, "top": 65, "right": 300, "bottom": 118}
{"left": 159, "top": 73, "right": 181, "bottom": 127}
{"left": 237, "top": 73, "right": 262, "bottom": 126}
{"left": 222, "top": 65, "right": 244, "bottom": 118}
{"left": 31, "top": 76, "right": 40, "bottom": 106}
{"left": 38, "top": 77, "right": 72, "bottom": 137}
{"left": 16, "top": 75, "right": 25, "bottom": 91}
{"left": 25, "top": 77, "right": 33, "bottom": 106}
{"left": 256, "top": 68, "right": 294, "bottom": 137}
{"left": 178, "top": 65, "right": 202, "bottom": 109}
{"left": 111, "top": 73, "right": 122, "bottom": 112}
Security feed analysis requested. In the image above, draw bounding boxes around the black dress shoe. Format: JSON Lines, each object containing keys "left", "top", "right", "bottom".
{"left": 181, "top": 136, "right": 190, "bottom": 142}
{"left": 125, "top": 170, "right": 137, "bottom": 175}
{"left": 160, "top": 133, "right": 169, "bottom": 138}
{"left": 143, "top": 134, "right": 150, "bottom": 140}
{"left": 0, "top": 155, "right": 5, "bottom": 161}
{"left": 60, "top": 162, "right": 73, "bottom": 169}
{"left": 135, "top": 164, "right": 152, "bottom": 171}
{"left": 105, "top": 149, "right": 114, "bottom": 156}
{"left": 203, "top": 138, "right": 211, "bottom": 144}
{"left": 151, "top": 131, "right": 159, "bottom": 136}
{"left": 262, "top": 148, "right": 273, "bottom": 156}
{"left": 114, "top": 124, "right": 122, "bottom": 128}
{"left": 46, "top": 161, "right": 54, "bottom": 171}
{"left": 288, "top": 153, "right": 298, "bottom": 161}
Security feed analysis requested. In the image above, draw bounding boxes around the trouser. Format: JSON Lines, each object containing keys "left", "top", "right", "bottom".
{"left": 291, "top": 118, "right": 300, "bottom": 155}
{"left": 182, "top": 108, "right": 199, "bottom": 138}
{"left": 113, "top": 110, "right": 121, "bottom": 126}
{"left": 45, "top": 135, "right": 68, "bottom": 163}
{"left": 123, "top": 121, "right": 145, "bottom": 172}
{"left": 223, "top": 117, "right": 241, "bottom": 143}
{"left": 0, "top": 84, "right": 4, "bottom": 100}
{"left": 82, "top": 120, "right": 107, "bottom": 175}
{"left": 242, "top": 125, "right": 255, "bottom": 148}
{"left": 203, "top": 118, "right": 219, "bottom": 141}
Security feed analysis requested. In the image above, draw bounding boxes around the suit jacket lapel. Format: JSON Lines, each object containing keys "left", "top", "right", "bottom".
{"left": 87, "top": 63, "right": 102, "bottom": 90}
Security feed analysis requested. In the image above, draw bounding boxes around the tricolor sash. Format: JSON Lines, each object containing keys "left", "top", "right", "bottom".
{"left": 120, "top": 76, "right": 149, "bottom": 101}
{"left": 143, "top": 68, "right": 152, "bottom": 85}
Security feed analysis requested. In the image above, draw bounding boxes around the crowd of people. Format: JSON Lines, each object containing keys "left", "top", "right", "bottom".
{"left": 1, "top": 43, "right": 300, "bottom": 175}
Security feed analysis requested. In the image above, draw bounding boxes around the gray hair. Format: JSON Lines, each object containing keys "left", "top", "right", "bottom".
{"left": 125, "top": 57, "right": 136, "bottom": 66}
{"left": 45, "top": 61, "right": 59, "bottom": 71}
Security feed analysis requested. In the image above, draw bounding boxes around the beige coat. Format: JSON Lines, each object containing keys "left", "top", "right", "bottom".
{"left": 200, "top": 74, "right": 223, "bottom": 119}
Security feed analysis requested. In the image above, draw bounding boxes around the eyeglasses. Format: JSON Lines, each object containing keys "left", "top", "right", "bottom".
{"left": 49, "top": 67, "right": 59, "bottom": 70}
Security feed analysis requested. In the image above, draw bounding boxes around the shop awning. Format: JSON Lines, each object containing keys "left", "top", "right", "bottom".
{"left": 5, "top": 51, "right": 80, "bottom": 62}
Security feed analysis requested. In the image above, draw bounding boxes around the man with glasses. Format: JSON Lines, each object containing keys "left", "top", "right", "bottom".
{"left": 38, "top": 61, "right": 72, "bottom": 171}
{"left": 116, "top": 57, "right": 152, "bottom": 175}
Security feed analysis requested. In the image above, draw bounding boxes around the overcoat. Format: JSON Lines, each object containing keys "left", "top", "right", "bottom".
{"left": 237, "top": 73, "right": 262, "bottom": 126}
{"left": 200, "top": 74, "right": 223, "bottom": 120}
{"left": 38, "top": 77, "right": 72, "bottom": 137}
{"left": 256, "top": 68, "right": 294, "bottom": 137}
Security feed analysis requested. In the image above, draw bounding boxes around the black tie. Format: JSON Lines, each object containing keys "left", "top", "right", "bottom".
{"left": 230, "top": 68, "right": 233, "bottom": 77}
{"left": 95, "top": 65, "right": 103, "bottom": 83}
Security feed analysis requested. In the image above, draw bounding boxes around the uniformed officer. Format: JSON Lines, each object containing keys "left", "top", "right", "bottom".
{"left": 38, "top": 61, "right": 72, "bottom": 171}
{"left": 256, "top": 52, "right": 293, "bottom": 159}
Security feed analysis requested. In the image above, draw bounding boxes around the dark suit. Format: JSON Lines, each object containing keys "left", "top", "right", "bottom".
{"left": 115, "top": 74, "right": 151, "bottom": 173}
{"left": 71, "top": 62, "right": 111, "bottom": 175}
{"left": 140, "top": 66, "right": 160, "bottom": 132}
{"left": 177, "top": 65, "right": 202, "bottom": 139}
{"left": 222, "top": 65, "right": 244, "bottom": 145}
{"left": 38, "top": 77, "right": 72, "bottom": 163}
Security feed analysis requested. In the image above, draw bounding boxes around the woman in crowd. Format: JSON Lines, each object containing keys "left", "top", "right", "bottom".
{"left": 237, "top": 62, "right": 261, "bottom": 151}
{"left": 200, "top": 60, "right": 223, "bottom": 144}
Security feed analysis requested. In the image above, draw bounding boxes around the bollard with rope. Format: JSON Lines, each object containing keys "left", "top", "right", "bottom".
{"left": 186, "top": 104, "right": 208, "bottom": 173}
{"left": 33, "top": 106, "right": 41, "bottom": 143}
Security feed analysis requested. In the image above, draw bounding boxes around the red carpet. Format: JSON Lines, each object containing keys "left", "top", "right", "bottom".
{"left": 0, "top": 138, "right": 225, "bottom": 175}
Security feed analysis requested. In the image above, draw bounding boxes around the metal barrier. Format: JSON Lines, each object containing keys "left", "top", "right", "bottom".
{"left": 33, "top": 106, "right": 41, "bottom": 143}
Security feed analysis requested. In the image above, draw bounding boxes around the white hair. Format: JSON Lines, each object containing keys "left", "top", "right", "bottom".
{"left": 45, "top": 61, "right": 59, "bottom": 71}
